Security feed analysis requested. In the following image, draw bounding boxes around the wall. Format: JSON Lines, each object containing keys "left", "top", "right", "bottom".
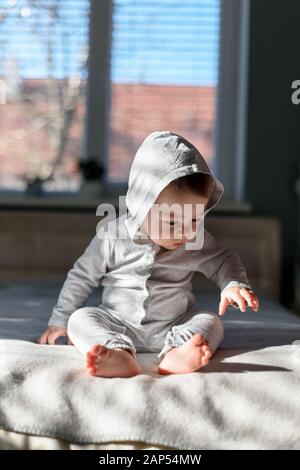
{"left": 245, "top": 0, "right": 300, "bottom": 308}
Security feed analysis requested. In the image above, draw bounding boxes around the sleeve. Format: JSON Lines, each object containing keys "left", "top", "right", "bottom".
{"left": 196, "top": 229, "right": 252, "bottom": 293}
{"left": 220, "top": 280, "right": 252, "bottom": 293}
{"left": 48, "top": 231, "right": 111, "bottom": 328}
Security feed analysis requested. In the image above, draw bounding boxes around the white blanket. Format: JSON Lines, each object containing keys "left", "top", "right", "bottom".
{"left": 0, "top": 284, "right": 300, "bottom": 449}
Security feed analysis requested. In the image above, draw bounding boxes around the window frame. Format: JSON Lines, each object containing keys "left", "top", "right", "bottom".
{"left": 0, "top": 0, "right": 251, "bottom": 212}
{"left": 214, "top": 0, "right": 251, "bottom": 204}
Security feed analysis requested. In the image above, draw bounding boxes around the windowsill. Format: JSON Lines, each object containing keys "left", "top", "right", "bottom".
{"left": 0, "top": 191, "right": 120, "bottom": 210}
{"left": 0, "top": 185, "right": 127, "bottom": 211}
{"left": 0, "top": 189, "right": 253, "bottom": 213}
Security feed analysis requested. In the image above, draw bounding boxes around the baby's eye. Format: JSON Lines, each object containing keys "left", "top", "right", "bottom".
{"left": 169, "top": 220, "right": 198, "bottom": 225}
{"left": 169, "top": 219, "right": 199, "bottom": 227}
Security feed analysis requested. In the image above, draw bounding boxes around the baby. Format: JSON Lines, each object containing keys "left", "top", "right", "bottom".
{"left": 38, "top": 131, "right": 259, "bottom": 377}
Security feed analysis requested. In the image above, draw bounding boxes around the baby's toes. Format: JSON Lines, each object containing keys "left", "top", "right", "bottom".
{"left": 202, "top": 345, "right": 212, "bottom": 358}
{"left": 190, "top": 333, "right": 206, "bottom": 346}
{"left": 199, "top": 345, "right": 212, "bottom": 366}
{"left": 90, "top": 344, "right": 103, "bottom": 355}
{"left": 86, "top": 352, "right": 93, "bottom": 366}
{"left": 86, "top": 356, "right": 96, "bottom": 373}
{"left": 204, "top": 349, "right": 212, "bottom": 359}
{"left": 87, "top": 365, "right": 96, "bottom": 375}
{"left": 201, "top": 355, "right": 210, "bottom": 366}
{"left": 194, "top": 347, "right": 205, "bottom": 363}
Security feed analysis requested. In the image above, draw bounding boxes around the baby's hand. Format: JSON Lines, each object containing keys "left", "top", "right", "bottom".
{"left": 219, "top": 287, "right": 260, "bottom": 316}
{"left": 37, "top": 326, "right": 73, "bottom": 345}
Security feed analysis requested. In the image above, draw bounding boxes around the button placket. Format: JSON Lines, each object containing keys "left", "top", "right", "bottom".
{"left": 142, "top": 244, "right": 158, "bottom": 316}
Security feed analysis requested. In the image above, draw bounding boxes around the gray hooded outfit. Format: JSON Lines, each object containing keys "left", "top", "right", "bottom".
{"left": 48, "top": 131, "right": 251, "bottom": 362}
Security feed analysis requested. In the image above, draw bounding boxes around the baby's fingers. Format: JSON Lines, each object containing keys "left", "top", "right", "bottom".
{"left": 219, "top": 297, "right": 229, "bottom": 316}
{"left": 240, "top": 289, "right": 259, "bottom": 312}
{"left": 239, "top": 289, "right": 255, "bottom": 309}
{"left": 252, "top": 294, "right": 260, "bottom": 311}
{"left": 38, "top": 331, "right": 49, "bottom": 345}
{"left": 48, "top": 331, "right": 63, "bottom": 345}
{"left": 230, "top": 293, "right": 247, "bottom": 312}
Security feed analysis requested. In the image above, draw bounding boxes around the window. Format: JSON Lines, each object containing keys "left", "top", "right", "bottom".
{"left": 0, "top": 0, "right": 249, "bottom": 204}
{"left": 108, "top": 0, "right": 221, "bottom": 182}
{"left": 0, "top": 0, "right": 90, "bottom": 192}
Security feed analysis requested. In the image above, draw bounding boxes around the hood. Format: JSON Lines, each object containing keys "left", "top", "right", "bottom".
{"left": 125, "top": 130, "right": 224, "bottom": 240}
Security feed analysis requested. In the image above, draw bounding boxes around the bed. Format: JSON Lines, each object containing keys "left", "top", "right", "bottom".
{"left": 0, "top": 213, "right": 299, "bottom": 449}
{"left": 0, "top": 284, "right": 300, "bottom": 450}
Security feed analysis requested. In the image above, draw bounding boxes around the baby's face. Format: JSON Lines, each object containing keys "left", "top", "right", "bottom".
{"left": 140, "top": 183, "right": 209, "bottom": 250}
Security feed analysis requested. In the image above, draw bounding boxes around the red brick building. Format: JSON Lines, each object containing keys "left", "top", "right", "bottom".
{"left": 0, "top": 79, "right": 216, "bottom": 190}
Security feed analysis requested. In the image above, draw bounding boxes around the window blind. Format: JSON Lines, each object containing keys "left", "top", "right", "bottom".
{"left": 108, "top": 0, "right": 221, "bottom": 181}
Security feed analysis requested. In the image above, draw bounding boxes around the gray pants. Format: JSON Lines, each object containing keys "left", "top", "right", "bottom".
{"left": 67, "top": 306, "right": 224, "bottom": 363}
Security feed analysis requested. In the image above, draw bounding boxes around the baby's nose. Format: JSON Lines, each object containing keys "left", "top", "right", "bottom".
{"left": 182, "top": 228, "right": 196, "bottom": 241}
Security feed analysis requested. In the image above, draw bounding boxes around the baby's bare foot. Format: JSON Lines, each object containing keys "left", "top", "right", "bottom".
{"left": 86, "top": 344, "right": 141, "bottom": 378}
{"left": 158, "top": 333, "right": 212, "bottom": 375}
